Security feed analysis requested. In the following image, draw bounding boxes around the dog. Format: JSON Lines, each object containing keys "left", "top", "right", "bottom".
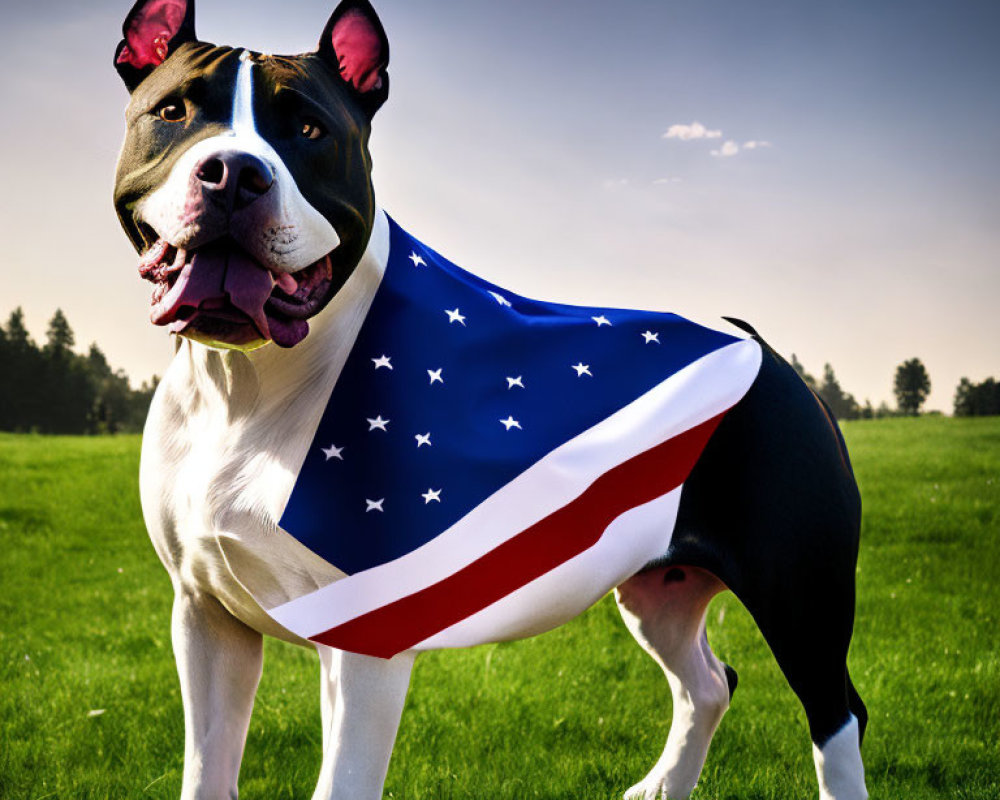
{"left": 112, "top": 1, "right": 869, "bottom": 798}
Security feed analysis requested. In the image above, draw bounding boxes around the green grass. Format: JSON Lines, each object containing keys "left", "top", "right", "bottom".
{"left": 1, "top": 417, "right": 998, "bottom": 798}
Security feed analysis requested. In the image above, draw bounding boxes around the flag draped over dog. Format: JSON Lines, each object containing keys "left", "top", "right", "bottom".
{"left": 268, "top": 216, "right": 762, "bottom": 658}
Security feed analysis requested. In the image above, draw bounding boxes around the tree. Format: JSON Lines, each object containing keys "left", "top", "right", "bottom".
{"left": 37, "top": 309, "right": 93, "bottom": 433}
{"left": 87, "top": 342, "right": 112, "bottom": 379}
{"left": 1, "top": 307, "right": 44, "bottom": 431}
{"left": 45, "top": 308, "right": 75, "bottom": 358}
{"left": 5, "top": 307, "right": 33, "bottom": 350}
{"left": 790, "top": 354, "right": 818, "bottom": 392}
{"left": 0, "top": 323, "right": 8, "bottom": 430}
{"left": 979, "top": 379, "right": 1000, "bottom": 416}
{"left": 818, "top": 363, "right": 860, "bottom": 420}
{"left": 894, "top": 358, "right": 931, "bottom": 416}
{"left": 954, "top": 378, "right": 975, "bottom": 417}
{"left": 87, "top": 343, "right": 131, "bottom": 433}
{"left": 954, "top": 377, "right": 1000, "bottom": 417}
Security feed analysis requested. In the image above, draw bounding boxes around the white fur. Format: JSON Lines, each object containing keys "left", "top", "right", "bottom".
{"left": 814, "top": 715, "right": 868, "bottom": 800}
{"left": 616, "top": 568, "right": 732, "bottom": 799}
{"left": 311, "top": 646, "right": 415, "bottom": 800}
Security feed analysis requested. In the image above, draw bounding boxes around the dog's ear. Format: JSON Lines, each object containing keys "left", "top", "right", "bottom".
{"left": 114, "top": 0, "right": 197, "bottom": 91}
{"left": 317, "top": 0, "right": 390, "bottom": 116}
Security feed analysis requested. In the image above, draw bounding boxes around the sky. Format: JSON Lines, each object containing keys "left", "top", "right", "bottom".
{"left": 1, "top": 0, "right": 998, "bottom": 412}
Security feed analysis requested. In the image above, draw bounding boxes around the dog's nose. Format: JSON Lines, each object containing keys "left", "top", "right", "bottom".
{"left": 195, "top": 151, "right": 275, "bottom": 212}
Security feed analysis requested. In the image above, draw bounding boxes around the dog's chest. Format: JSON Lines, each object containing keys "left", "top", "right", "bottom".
{"left": 140, "top": 357, "right": 289, "bottom": 589}
{"left": 138, "top": 230, "right": 388, "bottom": 631}
{"left": 138, "top": 345, "right": 351, "bottom": 635}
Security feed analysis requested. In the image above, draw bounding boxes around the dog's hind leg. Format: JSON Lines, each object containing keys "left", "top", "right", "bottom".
{"left": 172, "top": 588, "right": 263, "bottom": 800}
{"left": 310, "top": 646, "right": 415, "bottom": 800}
{"left": 615, "top": 565, "right": 733, "bottom": 800}
{"left": 663, "top": 339, "right": 868, "bottom": 799}
{"left": 732, "top": 566, "right": 868, "bottom": 800}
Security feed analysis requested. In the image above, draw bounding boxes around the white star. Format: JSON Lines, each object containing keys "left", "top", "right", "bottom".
{"left": 572, "top": 362, "right": 593, "bottom": 377}
{"left": 365, "top": 498, "right": 385, "bottom": 513}
{"left": 642, "top": 330, "right": 660, "bottom": 344}
{"left": 506, "top": 375, "right": 525, "bottom": 389}
{"left": 592, "top": 315, "right": 612, "bottom": 327}
{"left": 371, "top": 354, "right": 393, "bottom": 370}
{"left": 422, "top": 488, "right": 442, "bottom": 504}
{"left": 367, "top": 415, "right": 389, "bottom": 431}
{"left": 409, "top": 251, "right": 426, "bottom": 267}
{"left": 427, "top": 368, "right": 444, "bottom": 384}
{"left": 445, "top": 307, "right": 467, "bottom": 326}
{"left": 500, "top": 416, "right": 522, "bottom": 430}
{"left": 321, "top": 443, "right": 344, "bottom": 461}
{"left": 415, "top": 432, "right": 432, "bottom": 447}
{"left": 489, "top": 291, "right": 512, "bottom": 307}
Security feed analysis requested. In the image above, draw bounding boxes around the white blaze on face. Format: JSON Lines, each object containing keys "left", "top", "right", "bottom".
{"left": 232, "top": 50, "right": 256, "bottom": 134}
{"left": 138, "top": 50, "right": 340, "bottom": 272}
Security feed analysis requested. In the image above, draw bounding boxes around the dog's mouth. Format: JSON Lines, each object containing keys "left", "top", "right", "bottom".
{"left": 138, "top": 238, "right": 333, "bottom": 349}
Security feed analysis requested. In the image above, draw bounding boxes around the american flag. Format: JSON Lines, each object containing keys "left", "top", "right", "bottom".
{"left": 271, "top": 215, "right": 762, "bottom": 658}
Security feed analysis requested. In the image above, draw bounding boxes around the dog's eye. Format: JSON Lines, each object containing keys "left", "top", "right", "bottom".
{"left": 154, "top": 98, "right": 187, "bottom": 123}
{"left": 301, "top": 118, "right": 325, "bottom": 140}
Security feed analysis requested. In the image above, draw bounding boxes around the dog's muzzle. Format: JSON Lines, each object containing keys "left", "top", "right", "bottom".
{"left": 139, "top": 239, "right": 334, "bottom": 349}
{"left": 136, "top": 151, "right": 335, "bottom": 349}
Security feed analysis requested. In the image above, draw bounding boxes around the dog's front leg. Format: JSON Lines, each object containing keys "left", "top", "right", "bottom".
{"left": 311, "top": 645, "right": 415, "bottom": 800}
{"left": 172, "top": 588, "right": 263, "bottom": 800}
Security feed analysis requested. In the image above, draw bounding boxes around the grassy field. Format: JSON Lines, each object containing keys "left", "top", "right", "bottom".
{"left": 1, "top": 417, "right": 998, "bottom": 799}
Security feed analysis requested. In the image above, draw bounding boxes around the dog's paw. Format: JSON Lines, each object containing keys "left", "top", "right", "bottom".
{"left": 624, "top": 781, "right": 662, "bottom": 799}
{"left": 623, "top": 772, "right": 696, "bottom": 800}
{"left": 624, "top": 779, "right": 666, "bottom": 800}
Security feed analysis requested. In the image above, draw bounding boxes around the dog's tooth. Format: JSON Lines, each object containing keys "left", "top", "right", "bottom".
{"left": 171, "top": 247, "right": 187, "bottom": 271}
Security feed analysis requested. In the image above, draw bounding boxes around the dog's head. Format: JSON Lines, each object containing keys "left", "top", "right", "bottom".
{"left": 113, "top": 0, "right": 389, "bottom": 349}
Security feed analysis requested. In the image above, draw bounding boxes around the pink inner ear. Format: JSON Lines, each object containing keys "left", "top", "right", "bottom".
{"left": 331, "top": 9, "right": 385, "bottom": 93}
{"left": 117, "top": 0, "right": 188, "bottom": 69}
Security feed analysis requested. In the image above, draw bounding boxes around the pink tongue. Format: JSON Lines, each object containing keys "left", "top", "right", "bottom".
{"left": 150, "top": 247, "right": 274, "bottom": 339}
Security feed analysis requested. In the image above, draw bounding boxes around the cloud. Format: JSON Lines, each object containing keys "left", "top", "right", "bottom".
{"left": 664, "top": 123, "right": 773, "bottom": 159}
{"left": 710, "top": 140, "right": 741, "bottom": 158}
{"left": 710, "top": 139, "right": 773, "bottom": 157}
{"left": 602, "top": 178, "right": 629, "bottom": 190}
{"left": 663, "top": 121, "right": 722, "bottom": 141}
{"left": 652, "top": 177, "right": 683, "bottom": 185}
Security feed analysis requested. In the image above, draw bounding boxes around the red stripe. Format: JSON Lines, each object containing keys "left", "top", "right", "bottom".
{"left": 312, "top": 413, "right": 726, "bottom": 658}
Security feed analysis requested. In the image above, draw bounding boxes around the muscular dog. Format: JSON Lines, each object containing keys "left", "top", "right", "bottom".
{"left": 112, "top": 1, "right": 868, "bottom": 798}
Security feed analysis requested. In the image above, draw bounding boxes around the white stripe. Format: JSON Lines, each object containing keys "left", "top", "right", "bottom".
{"left": 415, "top": 487, "right": 683, "bottom": 649}
{"left": 233, "top": 51, "right": 255, "bottom": 134}
{"left": 268, "top": 337, "right": 762, "bottom": 639}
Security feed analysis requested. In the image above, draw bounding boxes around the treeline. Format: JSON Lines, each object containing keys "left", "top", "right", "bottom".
{"left": 0, "top": 308, "right": 157, "bottom": 434}
{"left": 954, "top": 377, "right": 1000, "bottom": 417}
{"left": 790, "top": 355, "right": 933, "bottom": 420}
{"left": 793, "top": 353, "right": 999, "bottom": 420}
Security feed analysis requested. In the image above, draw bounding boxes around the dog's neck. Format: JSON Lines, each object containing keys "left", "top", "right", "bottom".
{"left": 178, "top": 208, "right": 390, "bottom": 420}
